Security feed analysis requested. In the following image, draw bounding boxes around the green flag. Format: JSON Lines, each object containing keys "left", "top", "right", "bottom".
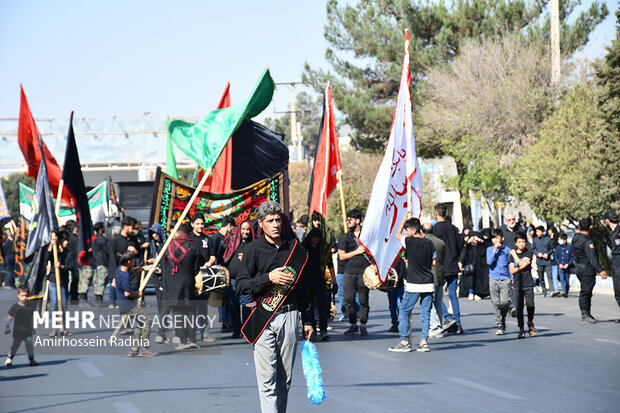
{"left": 166, "top": 128, "right": 179, "bottom": 179}
{"left": 168, "top": 68, "right": 274, "bottom": 171}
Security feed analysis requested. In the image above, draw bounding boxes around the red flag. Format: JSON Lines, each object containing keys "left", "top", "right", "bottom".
{"left": 198, "top": 82, "right": 233, "bottom": 192}
{"left": 18, "top": 85, "right": 72, "bottom": 205}
{"left": 308, "top": 82, "right": 342, "bottom": 217}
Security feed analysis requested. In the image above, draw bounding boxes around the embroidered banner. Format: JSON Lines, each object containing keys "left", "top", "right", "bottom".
{"left": 150, "top": 169, "right": 283, "bottom": 233}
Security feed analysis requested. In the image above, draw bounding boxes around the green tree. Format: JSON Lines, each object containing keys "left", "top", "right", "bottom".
{"left": 1, "top": 173, "right": 35, "bottom": 218}
{"left": 594, "top": 8, "right": 620, "bottom": 211}
{"left": 419, "top": 33, "right": 553, "bottom": 206}
{"left": 510, "top": 82, "right": 607, "bottom": 222}
{"left": 303, "top": 0, "right": 608, "bottom": 153}
{"left": 264, "top": 91, "right": 323, "bottom": 157}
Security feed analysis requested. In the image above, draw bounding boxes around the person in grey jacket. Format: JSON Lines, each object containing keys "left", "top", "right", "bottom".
{"left": 532, "top": 226, "right": 554, "bottom": 297}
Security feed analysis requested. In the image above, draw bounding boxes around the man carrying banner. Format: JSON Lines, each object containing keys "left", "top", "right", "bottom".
{"left": 236, "top": 201, "right": 313, "bottom": 413}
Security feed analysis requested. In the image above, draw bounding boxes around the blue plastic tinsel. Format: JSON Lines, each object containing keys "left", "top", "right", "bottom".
{"left": 301, "top": 339, "right": 326, "bottom": 405}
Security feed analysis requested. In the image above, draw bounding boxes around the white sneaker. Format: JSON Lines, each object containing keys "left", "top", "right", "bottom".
{"left": 428, "top": 329, "right": 444, "bottom": 338}
{"left": 338, "top": 315, "right": 345, "bottom": 322}
{"left": 468, "top": 293, "right": 474, "bottom": 301}
{"left": 474, "top": 295, "right": 482, "bottom": 301}
{"left": 203, "top": 333, "right": 216, "bottom": 343}
{"left": 171, "top": 336, "right": 181, "bottom": 344}
{"left": 5, "top": 357, "right": 12, "bottom": 367}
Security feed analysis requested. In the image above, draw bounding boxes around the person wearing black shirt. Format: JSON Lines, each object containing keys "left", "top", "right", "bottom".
{"left": 107, "top": 216, "right": 138, "bottom": 308}
{"left": 4, "top": 286, "right": 38, "bottom": 367}
{"left": 236, "top": 201, "right": 312, "bottom": 413}
{"left": 48, "top": 230, "right": 72, "bottom": 337}
{"left": 223, "top": 220, "right": 256, "bottom": 336}
{"left": 508, "top": 232, "right": 536, "bottom": 338}
{"left": 433, "top": 203, "right": 464, "bottom": 334}
{"left": 210, "top": 215, "right": 236, "bottom": 266}
{"left": 190, "top": 213, "right": 216, "bottom": 342}
{"left": 338, "top": 209, "right": 371, "bottom": 335}
{"left": 88, "top": 222, "right": 108, "bottom": 307}
{"left": 303, "top": 228, "right": 336, "bottom": 341}
{"left": 63, "top": 220, "right": 80, "bottom": 303}
{"left": 572, "top": 218, "right": 608, "bottom": 323}
{"left": 604, "top": 210, "right": 620, "bottom": 322}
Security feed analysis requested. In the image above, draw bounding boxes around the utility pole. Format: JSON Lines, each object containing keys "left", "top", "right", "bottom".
{"left": 550, "top": 0, "right": 561, "bottom": 86}
{"left": 289, "top": 81, "right": 301, "bottom": 162}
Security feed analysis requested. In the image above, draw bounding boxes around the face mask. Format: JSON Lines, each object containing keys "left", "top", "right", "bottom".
{"left": 558, "top": 240, "right": 565, "bottom": 245}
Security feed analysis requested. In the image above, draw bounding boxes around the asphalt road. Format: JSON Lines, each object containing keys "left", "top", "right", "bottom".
{"left": 1, "top": 287, "right": 619, "bottom": 413}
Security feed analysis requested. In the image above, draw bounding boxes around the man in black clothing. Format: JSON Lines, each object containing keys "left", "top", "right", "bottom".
{"left": 500, "top": 212, "right": 523, "bottom": 316}
{"left": 509, "top": 232, "right": 536, "bottom": 338}
{"left": 63, "top": 220, "right": 80, "bottom": 303}
{"left": 190, "top": 213, "right": 216, "bottom": 342}
{"left": 572, "top": 218, "right": 608, "bottom": 323}
{"left": 87, "top": 222, "right": 108, "bottom": 307}
{"left": 603, "top": 210, "right": 620, "bottom": 322}
{"left": 434, "top": 204, "right": 464, "bottom": 334}
{"left": 236, "top": 201, "right": 313, "bottom": 412}
{"left": 107, "top": 216, "right": 138, "bottom": 308}
{"left": 209, "top": 215, "right": 236, "bottom": 266}
{"left": 339, "top": 209, "right": 371, "bottom": 336}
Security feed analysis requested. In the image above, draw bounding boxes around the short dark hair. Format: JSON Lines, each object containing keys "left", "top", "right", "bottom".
{"left": 221, "top": 216, "right": 236, "bottom": 227}
{"left": 94, "top": 222, "right": 104, "bottom": 232}
{"left": 514, "top": 231, "right": 527, "bottom": 242}
{"left": 579, "top": 218, "right": 591, "bottom": 231}
{"left": 122, "top": 216, "right": 138, "bottom": 228}
{"left": 491, "top": 228, "right": 504, "bottom": 238}
{"left": 421, "top": 223, "right": 433, "bottom": 234}
{"left": 558, "top": 232, "right": 568, "bottom": 240}
{"left": 536, "top": 225, "right": 545, "bottom": 232}
{"left": 57, "top": 230, "right": 71, "bottom": 243}
{"left": 116, "top": 250, "right": 135, "bottom": 266}
{"left": 346, "top": 209, "right": 362, "bottom": 221}
{"left": 311, "top": 211, "right": 322, "bottom": 222}
{"left": 177, "top": 223, "right": 191, "bottom": 235}
{"left": 190, "top": 213, "right": 205, "bottom": 223}
{"left": 17, "top": 285, "right": 30, "bottom": 295}
{"left": 403, "top": 218, "right": 421, "bottom": 232}
{"left": 65, "top": 219, "right": 76, "bottom": 232}
{"left": 434, "top": 203, "right": 448, "bottom": 218}
{"left": 298, "top": 215, "right": 309, "bottom": 225}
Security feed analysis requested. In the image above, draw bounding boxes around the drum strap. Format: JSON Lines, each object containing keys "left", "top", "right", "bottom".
{"left": 241, "top": 239, "right": 308, "bottom": 344}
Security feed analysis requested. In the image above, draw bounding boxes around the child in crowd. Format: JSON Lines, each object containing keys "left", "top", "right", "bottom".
{"left": 509, "top": 232, "right": 536, "bottom": 339}
{"left": 4, "top": 286, "right": 38, "bottom": 367}
{"left": 389, "top": 213, "right": 436, "bottom": 353}
{"left": 554, "top": 233, "right": 574, "bottom": 298}
{"left": 114, "top": 250, "right": 155, "bottom": 357}
{"left": 486, "top": 229, "right": 512, "bottom": 335}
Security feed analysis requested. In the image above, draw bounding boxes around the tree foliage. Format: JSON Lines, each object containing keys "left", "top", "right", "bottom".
{"left": 1, "top": 173, "right": 35, "bottom": 218}
{"left": 304, "top": 0, "right": 608, "bottom": 153}
{"left": 419, "top": 33, "right": 554, "bottom": 204}
{"left": 510, "top": 82, "right": 607, "bottom": 222}
{"left": 594, "top": 8, "right": 620, "bottom": 211}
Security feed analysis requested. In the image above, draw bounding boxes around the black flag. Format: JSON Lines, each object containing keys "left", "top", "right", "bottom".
{"left": 62, "top": 112, "right": 94, "bottom": 265}
{"left": 25, "top": 138, "right": 59, "bottom": 296}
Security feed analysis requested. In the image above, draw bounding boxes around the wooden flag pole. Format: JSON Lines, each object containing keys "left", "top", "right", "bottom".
{"left": 137, "top": 249, "right": 148, "bottom": 307}
{"left": 407, "top": 178, "right": 412, "bottom": 214}
{"left": 139, "top": 168, "right": 211, "bottom": 293}
{"left": 110, "top": 168, "right": 212, "bottom": 341}
{"left": 55, "top": 179, "right": 64, "bottom": 217}
{"left": 338, "top": 181, "right": 347, "bottom": 233}
{"left": 51, "top": 233, "right": 66, "bottom": 333}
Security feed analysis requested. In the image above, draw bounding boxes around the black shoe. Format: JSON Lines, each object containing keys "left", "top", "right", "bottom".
{"left": 29, "top": 358, "right": 39, "bottom": 366}
{"left": 231, "top": 332, "right": 241, "bottom": 339}
{"left": 344, "top": 324, "right": 358, "bottom": 335}
{"left": 614, "top": 319, "right": 620, "bottom": 323}
{"left": 360, "top": 325, "right": 368, "bottom": 336}
{"left": 388, "top": 325, "right": 399, "bottom": 333}
{"left": 518, "top": 330, "right": 526, "bottom": 339}
{"left": 319, "top": 331, "right": 330, "bottom": 341}
{"left": 510, "top": 308, "right": 517, "bottom": 317}
{"left": 441, "top": 319, "right": 456, "bottom": 333}
{"left": 563, "top": 293, "right": 568, "bottom": 298}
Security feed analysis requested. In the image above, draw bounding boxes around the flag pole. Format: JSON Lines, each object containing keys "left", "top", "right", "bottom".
{"left": 139, "top": 168, "right": 211, "bottom": 293}
{"left": 338, "top": 181, "right": 347, "bottom": 233}
{"left": 110, "top": 169, "right": 212, "bottom": 341}
{"left": 51, "top": 233, "right": 66, "bottom": 333}
{"left": 55, "top": 180, "right": 64, "bottom": 217}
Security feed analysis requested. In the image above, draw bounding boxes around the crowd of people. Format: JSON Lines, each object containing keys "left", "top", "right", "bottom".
{"left": 2, "top": 202, "right": 619, "bottom": 412}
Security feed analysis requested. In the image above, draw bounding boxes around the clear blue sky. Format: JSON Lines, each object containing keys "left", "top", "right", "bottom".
{"left": 0, "top": 0, "right": 617, "bottom": 122}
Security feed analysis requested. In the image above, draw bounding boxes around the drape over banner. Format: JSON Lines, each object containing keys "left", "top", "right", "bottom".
{"left": 168, "top": 68, "right": 274, "bottom": 172}
{"left": 307, "top": 82, "right": 342, "bottom": 217}
{"left": 150, "top": 170, "right": 284, "bottom": 234}
{"left": 19, "top": 181, "right": 108, "bottom": 224}
{"left": 359, "top": 30, "right": 423, "bottom": 284}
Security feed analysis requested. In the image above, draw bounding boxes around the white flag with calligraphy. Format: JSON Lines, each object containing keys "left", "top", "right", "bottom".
{"left": 359, "top": 29, "right": 422, "bottom": 283}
